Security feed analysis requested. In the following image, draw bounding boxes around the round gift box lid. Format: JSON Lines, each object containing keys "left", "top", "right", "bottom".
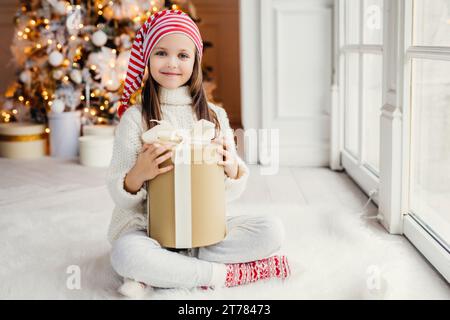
{"left": 79, "top": 135, "right": 114, "bottom": 146}
{"left": 0, "top": 122, "right": 45, "bottom": 136}
{"left": 83, "top": 124, "right": 116, "bottom": 136}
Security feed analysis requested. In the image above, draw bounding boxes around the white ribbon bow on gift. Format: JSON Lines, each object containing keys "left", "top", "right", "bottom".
{"left": 142, "top": 119, "right": 218, "bottom": 248}
{"left": 142, "top": 119, "right": 216, "bottom": 145}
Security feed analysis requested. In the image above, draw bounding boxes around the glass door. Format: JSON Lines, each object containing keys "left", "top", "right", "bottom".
{"left": 409, "top": 58, "right": 450, "bottom": 251}
{"left": 340, "top": 0, "right": 384, "bottom": 201}
{"left": 403, "top": 0, "right": 450, "bottom": 281}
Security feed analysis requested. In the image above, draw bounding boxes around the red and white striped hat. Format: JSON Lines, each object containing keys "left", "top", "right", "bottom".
{"left": 118, "top": 9, "right": 203, "bottom": 118}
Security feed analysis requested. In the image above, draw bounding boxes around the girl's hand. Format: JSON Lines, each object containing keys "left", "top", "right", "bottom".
{"left": 213, "top": 136, "right": 239, "bottom": 179}
{"left": 135, "top": 143, "right": 174, "bottom": 182}
{"left": 125, "top": 143, "right": 174, "bottom": 194}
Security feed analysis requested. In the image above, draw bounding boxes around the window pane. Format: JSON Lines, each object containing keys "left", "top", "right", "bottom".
{"left": 344, "top": 53, "right": 360, "bottom": 156}
{"left": 345, "top": 0, "right": 360, "bottom": 44}
{"left": 362, "top": 54, "right": 382, "bottom": 173}
{"left": 413, "top": 0, "right": 450, "bottom": 47}
{"left": 363, "top": 0, "right": 383, "bottom": 45}
{"left": 410, "top": 58, "right": 450, "bottom": 247}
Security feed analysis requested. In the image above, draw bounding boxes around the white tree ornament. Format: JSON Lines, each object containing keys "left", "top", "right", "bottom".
{"left": 105, "top": 71, "right": 121, "bottom": 91}
{"left": 116, "top": 50, "right": 131, "bottom": 80}
{"left": 70, "top": 69, "right": 82, "bottom": 84}
{"left": 66, "top": 7, "right": 83, "bottom": 35}
{"left": 49, "top": 50, "right": 64, "bottom": 67}
{"left": 51, "top": 99, "right": 65, "bottom": 113}
{"left": 19, "top": 69, "right": 32, "bottom": 85}
{"left": 52, "top": 69, "right": 64, "bottom": 80}
{"left": 46, "top": 0, "right": 67, "bottom": 16}
{"left": 92, "top": 30, "right": 108, "bottom": 47}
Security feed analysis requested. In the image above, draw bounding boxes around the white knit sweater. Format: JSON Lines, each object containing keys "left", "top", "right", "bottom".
{"left": 105, "top": 85, "right": 249, "bottom": 244}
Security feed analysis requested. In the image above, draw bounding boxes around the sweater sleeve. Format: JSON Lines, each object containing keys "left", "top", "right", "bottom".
{"left": 210, "top": 103, "right": 250, "bottom": 203}
{"left": 105, "top": 108, "right": 147, "bottom": 210}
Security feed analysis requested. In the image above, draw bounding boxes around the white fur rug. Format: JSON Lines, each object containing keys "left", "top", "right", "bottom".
{"left": 0, "top": 183, "right": 449, "bottom": 300}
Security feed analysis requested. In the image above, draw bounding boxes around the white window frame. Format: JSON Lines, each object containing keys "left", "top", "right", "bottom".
{"left": 335, "top": 0, "right": 450, "bottom": 282}
{"left": 337, "top": 0, "right": 383, "bottom": 205}
{"left": 401, "top": 0, "right": 450, "bottom": 282}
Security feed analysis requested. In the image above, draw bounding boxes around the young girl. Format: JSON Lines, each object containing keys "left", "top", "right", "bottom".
{"left": 106, "top": 9, "right": 291, "bottom": 298}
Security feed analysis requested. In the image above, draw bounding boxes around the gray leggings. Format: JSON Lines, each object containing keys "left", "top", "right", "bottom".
{"left": 110, "top": 214, "right": 285, "bottom": 288}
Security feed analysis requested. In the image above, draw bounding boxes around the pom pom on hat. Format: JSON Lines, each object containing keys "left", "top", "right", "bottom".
{"left": 118, "top": 9, "right": 203, "bottom": 118}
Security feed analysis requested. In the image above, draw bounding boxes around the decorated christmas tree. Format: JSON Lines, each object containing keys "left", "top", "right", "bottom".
{"left": 1, "top": 0, "right": 215, "bottom": 126}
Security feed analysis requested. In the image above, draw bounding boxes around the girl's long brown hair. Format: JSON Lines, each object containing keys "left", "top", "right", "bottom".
{"left": 141, "top": 51, "right": 221, "bottom": 137}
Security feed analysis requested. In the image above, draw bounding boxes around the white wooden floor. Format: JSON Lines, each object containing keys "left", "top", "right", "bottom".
{"left": 0, "top": 158, "right": 449, "bottom": 299}
{"left": 228, "top": 165, "right": 450, "bottom": 299}
{"left": 233, "top": 165, "right": 371, "bottom": 208}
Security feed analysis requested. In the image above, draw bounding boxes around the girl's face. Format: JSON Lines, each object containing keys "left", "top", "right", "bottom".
{"left": 149, "top": 33, "right": 196, "bottom": 89}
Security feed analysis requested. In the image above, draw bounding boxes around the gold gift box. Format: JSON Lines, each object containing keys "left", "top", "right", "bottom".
{"left": 143, "top": 120, "right": 227, "bottom": 249}
{"left": 0, "top": 122, "right": 47, "bottom": 159}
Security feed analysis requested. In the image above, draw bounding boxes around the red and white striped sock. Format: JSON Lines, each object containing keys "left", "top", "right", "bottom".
{"left": 225, "top": 255, "right": 291, "bottom": 287}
